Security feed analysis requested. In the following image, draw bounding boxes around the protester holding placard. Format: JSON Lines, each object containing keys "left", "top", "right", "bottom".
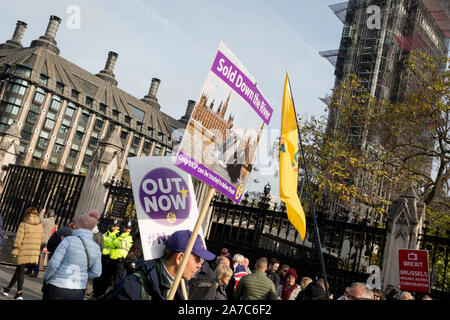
{"left": 108, "top": 229, "right": 215, "bottom": 300}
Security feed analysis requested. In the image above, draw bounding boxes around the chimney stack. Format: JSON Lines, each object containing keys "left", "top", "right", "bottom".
{"left": 104, "top": 51, "right": 118, "bottom": 73}
{"left": 44, "top": 15, "right": 62, "bottom": 39}
{"left": 0, "top": 21, "right": 27, "bottom": 49}
{"left": 96, "top": 51, "right": 119, "bottom": 86}
{"left": 30, "top": 15, "right": 62, "bottom": 54}
{"left": 141, "top": 78, "right": 162, "bottom": 110}
{"left": 148, "top": 78, "right": 161, "bottom": 98}
{"left": 179, "top": 100, "right": 196, "bottom": 125}
{"left": 11, "top": 21, "right": 27, "bottom": 45}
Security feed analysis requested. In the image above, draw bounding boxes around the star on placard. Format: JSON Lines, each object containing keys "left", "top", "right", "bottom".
{"left": 180, "top": 186, "right": 189, "bottom": 198}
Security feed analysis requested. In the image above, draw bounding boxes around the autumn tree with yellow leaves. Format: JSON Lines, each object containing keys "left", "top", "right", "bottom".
{"left": 299, "top": 51, "right": 449, "bottom": 233}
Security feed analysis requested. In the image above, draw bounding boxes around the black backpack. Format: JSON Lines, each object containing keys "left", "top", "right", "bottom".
{"left": 188, "top": 277, "right": 219, "bottom": 300}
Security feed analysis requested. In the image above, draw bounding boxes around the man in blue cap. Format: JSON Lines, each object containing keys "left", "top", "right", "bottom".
{"left": 108, "top": 229, "right": 215, "bottom": 300}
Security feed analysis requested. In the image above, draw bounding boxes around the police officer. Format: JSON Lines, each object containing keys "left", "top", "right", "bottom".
{"left": 110, "top": 220, "right": 134, "bottom": 286}
{"left": 91, "top": 219, "right": 121, "bottom": 299}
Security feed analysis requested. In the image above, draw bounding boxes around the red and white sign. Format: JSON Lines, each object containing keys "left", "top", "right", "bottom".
{"left": 398, "top": 249, "right": 430, "bottom": 293}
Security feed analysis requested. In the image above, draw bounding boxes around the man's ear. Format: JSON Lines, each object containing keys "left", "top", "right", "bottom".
{"left": 175, "top": 252, "right": 184, "bottom": 265}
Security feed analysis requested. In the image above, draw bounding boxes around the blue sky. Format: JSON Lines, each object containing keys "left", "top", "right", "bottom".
{"left": 1, "top": 0, "right": 345, "bottom": 197}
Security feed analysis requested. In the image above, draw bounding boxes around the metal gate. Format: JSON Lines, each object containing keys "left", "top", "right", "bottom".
{"left": 0, "top": 164, "right": 85, "bottom": 232}
{"left": 98, "top": 177, "right": 136, "bottom": 233}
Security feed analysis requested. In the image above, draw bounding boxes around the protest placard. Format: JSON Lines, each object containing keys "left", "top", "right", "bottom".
{"left": 128, "top": 156, "right": 207, "bottom": 260}
{"left": 175, "top": 41, "right": 273, "bottom": 203}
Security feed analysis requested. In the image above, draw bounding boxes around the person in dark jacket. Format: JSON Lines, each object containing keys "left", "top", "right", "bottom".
{"left": 46, "top": 226, "right": 73, "bottom": 259}
{"left": 296, "top": 281, "right": 329, "bottom": 300}
{"left": 266, "top": 258, "right": 281, "bottom": 288}
{"left": 109, "top": 230, "right": 215, "bottom": 300}
{"left": 124, "top": 232, "right": 143, "bottom": 276}
{"left": 188, "top": 259, "right": 218, "bottom": 300}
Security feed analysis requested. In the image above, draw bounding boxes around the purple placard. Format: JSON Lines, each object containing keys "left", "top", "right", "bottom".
{"left": 175, "top": 151, "right": 244, "bottom": 203}
{"left": 211, "top": 50, "right": 273, "bottom": 124}
{"left": 138, "top": 167, "right": 191, "bottom": 226}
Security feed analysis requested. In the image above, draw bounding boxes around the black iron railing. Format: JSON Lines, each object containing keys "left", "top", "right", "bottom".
{"left": 0, "top": 164, "right": 85, "bottom": 232}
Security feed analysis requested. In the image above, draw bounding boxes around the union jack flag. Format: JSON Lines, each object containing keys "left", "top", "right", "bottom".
{"left": 233, "top": 262, "right": 247, "bottom": 290}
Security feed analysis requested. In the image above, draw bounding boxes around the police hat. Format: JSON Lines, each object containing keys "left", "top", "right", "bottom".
{"left": 122, "top": 220, "right": 133, "bottom": 229}
{"left": 111, "top": 219, "right": 120, "bottom": 226}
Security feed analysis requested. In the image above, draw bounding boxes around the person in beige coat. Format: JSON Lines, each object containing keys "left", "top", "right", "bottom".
{"left": 27, "top": 208, "right": 56, "bottom": 277}
{"left": 1, "top": 206, "right": 44, "bottom": 300}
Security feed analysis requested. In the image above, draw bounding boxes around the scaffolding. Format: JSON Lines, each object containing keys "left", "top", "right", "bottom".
{"left": 320, "top": 0, "right": 449, "bottom": 223}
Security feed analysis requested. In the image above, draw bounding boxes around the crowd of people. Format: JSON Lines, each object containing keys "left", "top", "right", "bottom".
{"left": 0, "top": 205, "right": 436, "bottom": 301}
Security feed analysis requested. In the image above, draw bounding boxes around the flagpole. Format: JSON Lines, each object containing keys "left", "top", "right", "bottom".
{"left": 287, "top": 75, "right": 331, "bottom": 299}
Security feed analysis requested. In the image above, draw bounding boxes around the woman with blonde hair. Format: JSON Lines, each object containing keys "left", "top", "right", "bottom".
{"left": 1, "top": 206, "right": 44, "bottom": 300}
{"left": 215, "top": 263, "right": 234, "bottom": 300}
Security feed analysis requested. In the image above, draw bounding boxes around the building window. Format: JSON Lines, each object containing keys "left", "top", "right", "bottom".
{"left": 59, "top": 125, "right": 70, "bottom": 135}
{"left": 66, "top": 106, "right": 76, "bottom": 117}
{"left": 80, "top": 111, "right": 90, "bottom": 123}
{"left": 8, "top": 83, "right": 27, "bottom": 96}
{"left": 120, "top": 130, "right": 128, "bottom": 141}
{"left": 32, "top": 150, "right": 43, "bottom": 159}
{"left": 71, "top": 89, "right": 79, "bottom": 100}
{"left": 26, "top": 109, "right": 39, "bottom": 124}
{"left": 16, "top": 66, "right": 31, "bottom": 78}
{"left": 94, "top": 119, "right": 104, "bottom": 130}
{"left": 44, "top": 118, "right": 55, "bottom": 130}
{"left": 53, "top": 143, "right": 64, "bottom": 153}
{"left": 85, "top": 96, "right": 93, "bottom": 107}
{"left": 147, "top": 126, "right": 154, "bottom": 136}
{"left": 37, "top": 137, "right": 49, "bottom": 149}
{"left": 75, "top": 130, "right": 84, "bottom": 141}
{"left": 124, "top": 115, "right": 131, "bottom": 125}
{"left": 112, "top": 109, "right": 119, "bottom": 119}
{"left": 21, "top": 124, "right": 33, "bottom": 141}
{"left": 132, "top": 136, "right": 141, "bottom": 146}
{"left": 89, "top": 137, "right": 98, "bottom": 148}
{"left": 39, "top": 74, "right": 48, "bottom": 86}
{"left": 128, "top": 104, "right": 145, "bottom": 121}
{"left": 136, "top": 121, "right": 142, "bottom": 131}
{"left": 46, "top": 111, "right": 57, "bottom": 120}
{"left": 3, "top": 102, "right": 20, "bottom": 115}
{"left": 33, "top": 88, "right": 46, "bottom": 104}
{"left": 49, "top": 98, "right": 62, "bottom": 111}
{"left": 99, "top": 103, "right": 107, "bottom": 114}
{"left": 69, "top": 149, "right": 78, "bottom": 159}
{"left": 153, "top": 145, "right": 162, "bottom": 156}
{"left": 56, "top": 81, "right": 64, "bottom": 94}
{"left": 39, "top": 130, "right": 50, "bottom": 139}
{"left": 143, "top": 140, "right": 152, "bottom": 151}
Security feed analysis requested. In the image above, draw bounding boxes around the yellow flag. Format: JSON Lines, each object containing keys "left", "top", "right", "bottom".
{"left": 279, "top": 72, "right": 306, "bottom": 240}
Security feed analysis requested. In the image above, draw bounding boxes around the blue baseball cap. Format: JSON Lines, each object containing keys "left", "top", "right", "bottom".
{"left": 166, "top": 230, "right": 215, "bottom": 261}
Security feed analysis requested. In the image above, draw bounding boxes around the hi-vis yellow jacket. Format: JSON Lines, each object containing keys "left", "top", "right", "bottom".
{"left": 110, "top": 232, "right": 133, "bottom": 260}
{"left": 102, "top": 229, "right": 120, "bottom": 256}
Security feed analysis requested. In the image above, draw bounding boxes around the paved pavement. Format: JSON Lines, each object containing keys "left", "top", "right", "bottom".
{"left": 0, "top": 264, "right": 44, "bottom": 300}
